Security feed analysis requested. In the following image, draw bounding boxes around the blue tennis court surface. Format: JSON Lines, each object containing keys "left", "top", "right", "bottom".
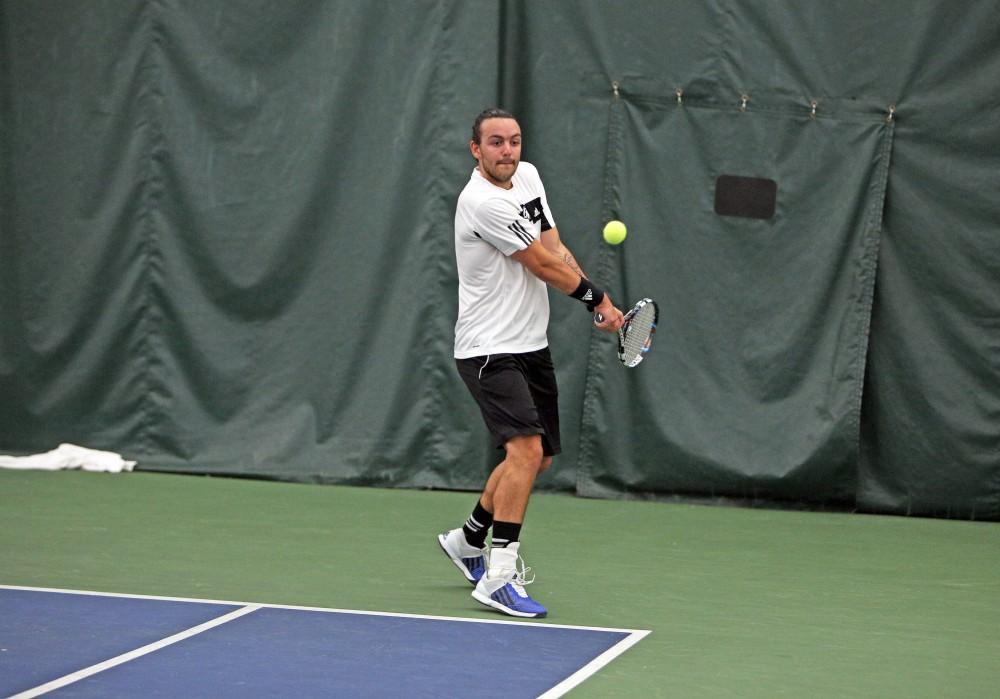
{"left": 1, "top": 585, "right": 648, "bottom": 698}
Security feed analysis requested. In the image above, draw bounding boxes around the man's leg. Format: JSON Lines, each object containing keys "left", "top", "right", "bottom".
{"left": 438, "top": 446, "right": 552, "bottom": 585}
{"left": 481, "top": 436, "right": 550, "bottom": 522}
{"left": 470, "top": 434, "right": 548, "bottom": 618}
{"left": 445, "top": 352, "right": 553, "bottom": 614}
{"left": 438, "top": 447, "right": 551, "bottom": 585}
{"left": 480, "top": 449, "right": 552, "bottom": 516}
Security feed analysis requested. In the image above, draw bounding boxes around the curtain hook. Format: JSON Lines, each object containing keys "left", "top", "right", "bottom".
{"left": 740, "top": 94, "right": 750, "bottom": 111}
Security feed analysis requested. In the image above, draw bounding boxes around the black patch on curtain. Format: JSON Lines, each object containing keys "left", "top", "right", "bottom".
{"left": 714, "top": 175, "right": 777, "bottom": 220}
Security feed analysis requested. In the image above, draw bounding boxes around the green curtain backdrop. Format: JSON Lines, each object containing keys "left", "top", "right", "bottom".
{"left": 577, "top": 93, "right": 891, "bottom": 506}
{"left": 2, "top": 1, "right": 998, "bottom": 520}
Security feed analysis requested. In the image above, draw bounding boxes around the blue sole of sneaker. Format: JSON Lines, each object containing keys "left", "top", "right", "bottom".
{"left": 471, "top": 589, "right": 547, "bottom": 618}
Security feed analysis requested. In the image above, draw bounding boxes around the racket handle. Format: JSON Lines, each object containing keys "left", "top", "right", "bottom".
{"left": 593, "top": 312, "right": 604, "bottom": 325}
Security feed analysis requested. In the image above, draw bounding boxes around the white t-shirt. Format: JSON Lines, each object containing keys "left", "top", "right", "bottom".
{"left": 453, "top": 161, "right": 557, "bottom": 359}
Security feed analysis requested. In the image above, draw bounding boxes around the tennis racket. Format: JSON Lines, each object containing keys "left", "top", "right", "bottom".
{"left": 595, "top": 297, "right": 659, "bottom": 367}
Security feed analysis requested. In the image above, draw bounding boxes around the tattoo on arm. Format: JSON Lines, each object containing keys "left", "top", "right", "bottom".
{"left": 561, "top": 247, "right": 587, "bottom": 279}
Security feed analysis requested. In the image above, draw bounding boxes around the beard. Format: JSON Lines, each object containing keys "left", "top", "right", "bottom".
{"left": 482, "top": 158, "right": 518, "bottom": 185}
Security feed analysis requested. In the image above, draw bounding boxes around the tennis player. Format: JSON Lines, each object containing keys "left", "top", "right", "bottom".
{"left": 438, "top": 108, "right": 624, "bottom": 618}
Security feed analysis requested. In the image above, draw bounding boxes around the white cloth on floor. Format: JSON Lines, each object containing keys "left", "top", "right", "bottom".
{"left": 0, "top": 443, "right": 136, "bottom": 473}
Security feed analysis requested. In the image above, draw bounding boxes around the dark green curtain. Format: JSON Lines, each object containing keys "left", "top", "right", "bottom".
{"left": 2, "top": 1, "right": 997, "bottom": 519}
{"left": 577, "top": 94, "right": 891, "bottom": 507}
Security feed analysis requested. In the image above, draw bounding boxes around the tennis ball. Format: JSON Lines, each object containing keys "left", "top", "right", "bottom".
{"left": 603, "top": 220, "right": 627, "bottom": 245}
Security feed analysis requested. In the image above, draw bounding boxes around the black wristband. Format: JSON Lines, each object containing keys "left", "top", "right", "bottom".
{"left": 570, "top": 278, "right": 605, "bottom": 312}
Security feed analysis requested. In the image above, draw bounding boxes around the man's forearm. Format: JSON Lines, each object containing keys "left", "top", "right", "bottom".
{"left": 512, "top": 240, "right": 585, "bottom": 294}
{"left": 555, "top": 242, "right": 587, "bottom": 279}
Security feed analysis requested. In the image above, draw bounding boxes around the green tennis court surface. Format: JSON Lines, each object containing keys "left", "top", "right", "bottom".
{"left": 1, "top": 470, "right": 997, "bottom": 697}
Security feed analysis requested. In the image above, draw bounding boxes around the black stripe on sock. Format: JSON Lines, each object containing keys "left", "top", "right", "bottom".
{"left": 491, "top": 520, "right": 521, "bottom": 548}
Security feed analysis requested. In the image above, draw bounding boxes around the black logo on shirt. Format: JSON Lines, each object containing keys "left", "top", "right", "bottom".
{"left": 519, "top": 197, "right": 552, "bottom": 231}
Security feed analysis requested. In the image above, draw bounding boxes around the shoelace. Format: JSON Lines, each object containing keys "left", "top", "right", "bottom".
{"left": 508, "top": 568, "right": 534, "bottom": 597}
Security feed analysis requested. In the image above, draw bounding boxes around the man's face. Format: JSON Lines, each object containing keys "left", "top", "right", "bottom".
{"left": 471, "top": 118, "right": 521, "bottom": 188}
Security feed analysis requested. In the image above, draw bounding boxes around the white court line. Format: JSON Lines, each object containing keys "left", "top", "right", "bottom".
{"left": 2, "top": 584, "right": 650, "bottom": 698}
{"left": 0, "top": 584, "right": 648, "bottom": 634}
{"left": 539, "top": 628, "right": 651, "bottom": 698}
{"left": 7, "top": 603, "right": 261, "bottom": 699}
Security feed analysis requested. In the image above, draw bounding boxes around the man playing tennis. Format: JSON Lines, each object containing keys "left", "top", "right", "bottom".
{"left": 438, "top": 108, "right": 624, "bottom": 618}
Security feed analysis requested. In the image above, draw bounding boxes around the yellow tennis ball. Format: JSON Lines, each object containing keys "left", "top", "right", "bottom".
{"left": 603, "top": 220, "right": 627, "bottom": 245}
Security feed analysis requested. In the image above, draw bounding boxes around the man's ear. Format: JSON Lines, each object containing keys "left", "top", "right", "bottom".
{"left": 469, "top": 140, "right": 480, "bottom": 160}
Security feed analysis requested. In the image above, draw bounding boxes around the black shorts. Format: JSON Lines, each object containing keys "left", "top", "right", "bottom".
{"left": 455, "top": 347, "right": 561, "bottom": 457}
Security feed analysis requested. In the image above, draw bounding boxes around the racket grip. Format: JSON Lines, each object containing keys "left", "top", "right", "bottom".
{"left": 593, "top": 312, "right": 604, "bottom": 325}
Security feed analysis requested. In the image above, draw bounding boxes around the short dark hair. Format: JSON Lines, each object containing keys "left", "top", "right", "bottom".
{"left": 472, "top": 108, "right": 517, "bottom": 144}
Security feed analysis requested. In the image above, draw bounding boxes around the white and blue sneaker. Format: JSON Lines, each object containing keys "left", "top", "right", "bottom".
{"left": 437, "top": 528, "right": 486, "bottom": 585}
{"left": 472, "top": 543, "right": 547, "bottom": 618}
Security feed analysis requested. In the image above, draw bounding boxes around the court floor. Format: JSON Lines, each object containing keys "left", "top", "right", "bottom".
{"left": 1, "top": 586, "right": 645, "bottom": 697}
{"left": 1, "top": 470, "right": 997, "bottom": 697}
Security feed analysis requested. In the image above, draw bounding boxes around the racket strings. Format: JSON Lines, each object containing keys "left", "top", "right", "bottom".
{"left": 620, "top": 305, "right": 656, "bottom": 365}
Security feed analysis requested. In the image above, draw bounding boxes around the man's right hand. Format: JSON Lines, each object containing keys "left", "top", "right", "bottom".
{"left": 593, "top": 296, "right": 624, "bottom": 332}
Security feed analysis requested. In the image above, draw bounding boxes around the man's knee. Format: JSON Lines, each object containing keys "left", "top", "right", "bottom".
{"left": 505, "top": 435, "right": 544, "bottom": 472}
